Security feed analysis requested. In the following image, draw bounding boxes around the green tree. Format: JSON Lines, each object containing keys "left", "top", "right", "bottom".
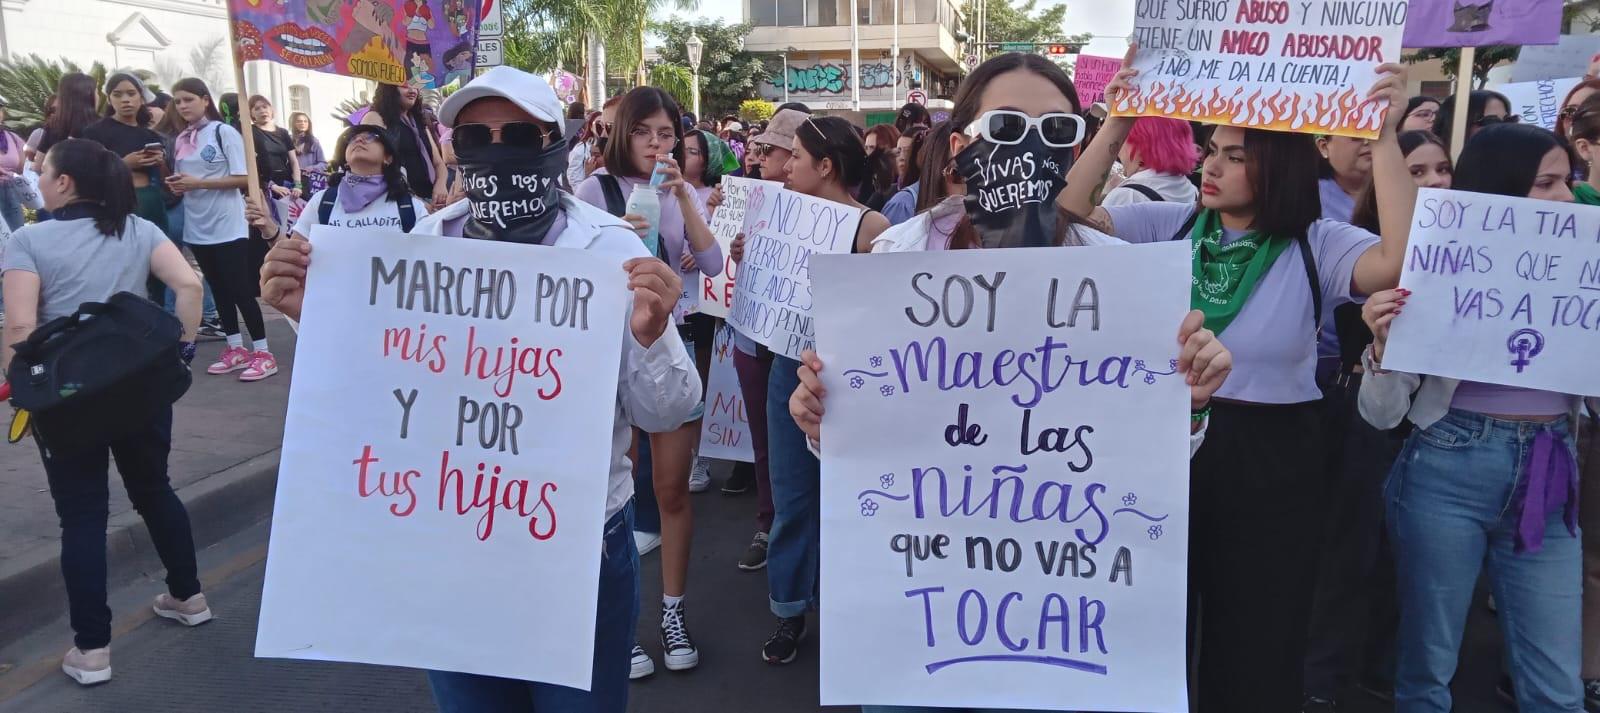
{"left": 978, "top": 0, "right": 1092, "bottom": 58}
{"left": 652, "top": 18, "right": 767, "bottom": 117}
{"left": 1402, "top": 46, "right": 1521, "bottom": 89}
{"left": 648, "top": 63, "right": 695, "bottom": 110}
{"left": 501, "top": 0, "right": 606, "bottom": 74}
{"left": 0, "top": 54, "right": 130, "bottom": 132}
{"left": 738, "top": 99, "right": 774, "bottom": 122}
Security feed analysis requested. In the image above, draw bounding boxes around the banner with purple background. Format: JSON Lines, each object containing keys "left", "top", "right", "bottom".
{"left": 228, "top": 0, "right": 482, "bottom": 89}
{"left": 1403, "top": 0, "right": 1561, "bottom": 48}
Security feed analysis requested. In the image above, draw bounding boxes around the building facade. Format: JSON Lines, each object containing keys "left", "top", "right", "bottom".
{"left": 743, "top": 0, "right": 965, "bottom": 120}
{"left": 0, "top": 0, "right": 368, "bottom": 142}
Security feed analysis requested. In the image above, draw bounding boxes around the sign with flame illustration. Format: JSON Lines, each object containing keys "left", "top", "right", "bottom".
{"left": 229, "top": 0, "right": 482, "bottom": 89}
{"left": 1113, "top": 0, "right": 1409, "bottom": 139}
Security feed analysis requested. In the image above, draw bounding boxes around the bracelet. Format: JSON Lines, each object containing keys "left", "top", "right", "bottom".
{"left": 1190, "top": 404, "right": 1211, "bottom": 425}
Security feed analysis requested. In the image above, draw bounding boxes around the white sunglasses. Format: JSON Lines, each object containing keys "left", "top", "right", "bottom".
{"left": 962, "top": 110, "right": 1087, "bottom": 149}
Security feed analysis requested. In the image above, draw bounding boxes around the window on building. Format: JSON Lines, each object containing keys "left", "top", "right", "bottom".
{"left": 777, "top": 0, "right": 804, "bottom": 25}
{"left": 289, "top": 85, "right": 311, "bottom": 113}
{"left": 751, "top": 0, "right": 777, "bottom": 26}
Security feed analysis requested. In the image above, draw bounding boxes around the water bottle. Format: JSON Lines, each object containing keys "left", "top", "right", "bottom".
{"left": 625, "top": 161, "right": 668, "bottom": 257}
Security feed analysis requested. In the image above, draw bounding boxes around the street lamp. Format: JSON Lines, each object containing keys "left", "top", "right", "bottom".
{"left": 687, "top": 31, "right": 704, "bottom": 121}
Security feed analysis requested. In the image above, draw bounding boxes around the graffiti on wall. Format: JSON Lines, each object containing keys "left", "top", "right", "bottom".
{"left": 766, "top": 62, "right": 903, "bottom": 96}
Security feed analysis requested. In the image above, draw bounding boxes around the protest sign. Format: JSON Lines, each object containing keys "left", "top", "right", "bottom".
{"left": 1403, "top": 0, "right": 1561, "bottom": 49}
{"left": 698, "top": 176, "right": 782, "bottom": 318}
{"left": 1510, "top": 34, "right": 1600, "bottom": 83}
{"left": 698, "top": 325, "right": 755, "bottom": 463}
{"left": 1114, "top": 0, "right": 1407, "bottom": 138}
{"left": 1497, "top": 77, "right": 1581, "bottom": 131}
{"left": 1074, "top": 55, "right": 1122, "bottom": 106}
{"left": 256, "top": 228, "right": 628, "bottom": 686}
{"left": 228, "top": 0, "right": 481, "bottom": 88}
{"left": 1382, "top": 188, "right": 1600, "bottom": 397}
{"left": 726, "top": 185, "right": 862, "bottom": 359}
{"left": 811, "top": 243, "right": 1191, "bottom": 711}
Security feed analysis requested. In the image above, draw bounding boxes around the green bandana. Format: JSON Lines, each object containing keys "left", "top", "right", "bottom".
{"left": 1575, "top": 182, "right": 1600, "bottom": 206}
{"left": 1190, "top": 208, "right": 1293, "bottom": 334}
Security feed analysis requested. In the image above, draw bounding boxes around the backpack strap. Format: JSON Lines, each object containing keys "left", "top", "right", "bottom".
{"left": 597, "top": 174, "right": 626, "bottom": 217}
{"left": 1123, "top": 183, "right": 1165, "bottom": 202}
{"left": 397, "top": 196, "right": 417, "bottom": 232}
{"left": 213, "top": 123, "right": 228, "bottom": 167}
{"left": 1297, "top": 234, "right": 1323, "bottom": 339}
{"left": 318, "top": 181, "right": 338, "bottom": 225}
{"left": 1169, "top": 209, "right": 1199, "bottom": 242}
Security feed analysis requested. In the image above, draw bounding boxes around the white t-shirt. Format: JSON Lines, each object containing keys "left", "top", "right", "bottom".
{"left": 177, "top": 122, "right": 248, "bottom": 246}
{"left": 291, "top": 187, "right": 431, "bottom": 237}
{"left": 1102, "top": 169, "right": 1199, "bottom": 207}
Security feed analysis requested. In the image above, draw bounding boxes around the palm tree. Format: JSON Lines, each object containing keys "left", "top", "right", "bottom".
{"left": 608, "top": 0, "right": 699, "bottom": 86}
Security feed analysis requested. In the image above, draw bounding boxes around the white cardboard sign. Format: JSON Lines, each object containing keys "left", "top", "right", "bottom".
{"left": 727, "top": 185, "right": 862, "bottom": 359}
{"left": 1497, "top": 77, "right": 1581, "bottom": 130}
{"left": 256, "top": 227, "right": 628, "bottom": 687}
{"left": 1383, "top": 187, "right": 1600, "bottom": 396}
{"left": 1509, "top": 34, "right": 1600, "bottom": 83}
{"left": 697, "top": 324, "right": 755, "bottom": 462}
{"left": 811, "top": 244, "right": 1192, "bottom": 711}
{"left": 698, "top": 176, "right": 783, "bottom": 318}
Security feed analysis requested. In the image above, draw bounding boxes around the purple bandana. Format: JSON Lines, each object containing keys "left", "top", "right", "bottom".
{"left": 338, "top": 174, "right": 389, "bottom": 214}
{"left": 1513, "top": 428, "right": 1580, "bottom": 554}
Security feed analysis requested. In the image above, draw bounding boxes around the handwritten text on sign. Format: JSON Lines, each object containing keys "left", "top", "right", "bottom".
{"left": 811, "top": 245, "right": 1191, "bottom": 711}
{"left": 727, "top": 186, "right": 862, "bottom": 359}
{"left": 1383, "top": 188, "right": 1600, "bottom": 397}
{"left": 698, "top": 325, "right": 755, "bottom": 462}
{"left": 1114, "top": 0, "right": 1408, "bottom": 138}
{"left": 256, "top": 228, "right": 627, "bottom": 687}
{"left": 1497, "top": 77, "right": 1581, "bottom": 131}
{"left": 699, "top": 177, "right": 783, "bottom": 318}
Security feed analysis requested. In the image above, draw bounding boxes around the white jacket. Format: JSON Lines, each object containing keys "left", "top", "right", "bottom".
{"left": 414, "top": 193, "right": 703, "bottom": 520}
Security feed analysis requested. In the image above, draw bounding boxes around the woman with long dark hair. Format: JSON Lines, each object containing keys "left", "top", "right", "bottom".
{"left": 1, "top": 138, "right": 207, "bottom": 687}
{"left": 83, "top": 73, "right": 168, "bottom": 235}
{"left": 881, "top": 126, "right": 929, "bottom": 224}
{"left": 857, "top": 123, "right": 900, "bottom": 211}
{"left": 248, "top": 95, "right": 301, "bottom": 201}
{"left": 1435, "top": 89, "right": 1515, "bottom": 151}
{"left": 1399, "top": 95, "right": 1442, "bottom": 133}
{"left": 247, "top": 124, "right": 429, "bottom": 241}
{"left": 893, "top": 101, "right": 931, "bottom": 134}
{"left": 363, "top": 83, "right": 448, "bottom": 208}
{"left": 574, "top": 85, "right": 722, "bottom": 679}
{"left": 30, "top": 72, "right": 98, "bottom": 171}
{"left": 1361, "top": 123, "right": 1586, "bottom": 713}
{"left": 166, "top": 78, "right": 276, "bottom": 383}
{"left": 290, "top": 111, "right": 327, "bottom": 177}
{"left": 1055, "top": 53, "right": 1414, "bottom": 711}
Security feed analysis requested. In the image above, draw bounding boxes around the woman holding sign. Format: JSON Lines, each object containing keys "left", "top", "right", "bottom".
{"left": 785, "top": 52, "right": 1233, "bottom": 712}
{"left": 1055, "top": 51, "right": 1417, "bottom": 711}
{"left": 1360, "top": 122, "right": 1586, "bottom": 713}
{"left": 574, "top": 86, "right": 723, "bottom": 679}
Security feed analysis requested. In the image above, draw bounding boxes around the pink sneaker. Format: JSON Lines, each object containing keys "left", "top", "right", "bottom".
{"left": 207, "top": 346, "right": 251, "bottom": 375}
{"left": 239, "top": 351, "right": 278, "bottom": 382}
{"left": 61, "top": 646, "right": 111, "bottom": 685}
{"left": 153, "top": 592, "right": 213, "bottom": 626}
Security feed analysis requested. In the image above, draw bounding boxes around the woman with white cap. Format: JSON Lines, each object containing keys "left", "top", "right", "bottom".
{"left": 260, "top": 66, "right": 700, "bottom": 713}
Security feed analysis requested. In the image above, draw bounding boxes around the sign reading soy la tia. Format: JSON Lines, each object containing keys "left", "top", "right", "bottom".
{"left": 1382, "top": 187, "right": 1600, "bottom": 397}
{"left": 811, "top": 244, "right": 1191, "bottom": 711}
{"left": 726, "top": 184, "right": 862, "bottom": 359}
{"left": 1115, "top": 0, "right": 1408, "bottom": 138}
{"left": 256, "top": 228, "right": 628, "bottom": 687}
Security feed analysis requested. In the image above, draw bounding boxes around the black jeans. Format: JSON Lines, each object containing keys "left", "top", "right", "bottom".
{"left": 1190, "top": 400, "right": 1327, "bottom": 712}
{"left": 190, "top": 238, "right": 266, "bottom": 342}
{"left": 40, "top": 405, "right": 201, "bottom": 650}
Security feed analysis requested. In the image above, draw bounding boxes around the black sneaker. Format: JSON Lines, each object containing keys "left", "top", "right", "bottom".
{"left": 722, "top": 463, "right": 753, "bottom": 494}
{"left": 1583, "top": 678, "right": 1599, "bottom": 712}
{"left": 762, "top": 615, "right": 806, "bottom": 665}
{"left": 1497, "top": 673, "right": 1515, "bottom": 706}
{"left": 1356, "top": 675, "right": 1394, "bottom": 703}
{"left": 660, "top": 602, "right": 699, "bottom": 671}
{"left": 1301, "top": 696, "right": 1337, "bottom": 713}
{"left": 738, "top": 532, "right": 769, "bottom": 571}
{"left": 198, "top": 319, "right": 226, "bottom": 340}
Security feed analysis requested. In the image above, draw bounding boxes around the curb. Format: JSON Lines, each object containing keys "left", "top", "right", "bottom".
{"left": 0, "top": 450, "right": 279, "bottom": 646}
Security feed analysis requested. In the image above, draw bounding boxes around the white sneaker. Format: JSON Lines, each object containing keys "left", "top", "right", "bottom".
{"left": 660, "top": 602, "right": 700, "bottom": 671}
{"left": 634, "top": 531, "right": 661, "bottom": 556}
{"left": 153, "top": 592, "right": 213, "bottom": 626}
{"left": 61, "top": 646, "right": 111, "bottom": 686}
{"left": 688, "top": 458, "right": 712, "bottom": 493}
{"left": 629, "top": 644, "right": 655, "bottom": 680}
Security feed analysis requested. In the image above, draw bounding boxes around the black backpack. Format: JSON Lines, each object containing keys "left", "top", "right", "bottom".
{"left": 7, "top": 292, "right": 191, "bottom": 449}
{"left": 318, "top": 179, "right": 418, "bottom": 232}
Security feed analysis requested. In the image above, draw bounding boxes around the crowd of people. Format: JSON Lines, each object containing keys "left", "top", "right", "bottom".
{"left": 3, "top": 46, "right": 1598, "bottom": 713}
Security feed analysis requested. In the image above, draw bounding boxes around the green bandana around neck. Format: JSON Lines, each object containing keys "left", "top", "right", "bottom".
{"left": 1574, "top": 182, "right": 1600, "bottom": 206}
{"left": 1190, "top": 208, "right": 1293, "bottom": 334}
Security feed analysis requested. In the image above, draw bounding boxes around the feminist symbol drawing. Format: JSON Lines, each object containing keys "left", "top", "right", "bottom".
{"left": 1507, "top": 328, "right": 1545, "bottom": 373}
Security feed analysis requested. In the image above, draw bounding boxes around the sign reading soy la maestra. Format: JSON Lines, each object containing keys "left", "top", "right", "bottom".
{"left": 1382, "top": 187, "right": 1600, "bottom": 397}
{"left": 256, "top": 227, "right": 628, "bottom": 687}
{"left": 1114, "top": 0, "right": 1408, "bottom": 138}
{"left": 812, "top": 243, "right": 1192, "bottom": 711}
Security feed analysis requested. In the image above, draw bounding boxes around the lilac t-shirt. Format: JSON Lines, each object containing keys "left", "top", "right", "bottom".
{"left": 575, "top": 169, "right": 724, "bottom": 322}
{"left": 1318, "top": 178, "right": 1357, "bottom": 224}
{"left": 1104, "top": 202, "right": 1379, "bottom": 404}
{"left": 1450, "top": 381, "right": 1571, "bottom": 416}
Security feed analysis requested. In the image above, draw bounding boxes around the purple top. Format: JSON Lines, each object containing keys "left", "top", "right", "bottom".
{"left": 575, "top": 169, "right": 724, "bottom": 322}
{"left": 1318, "top": 178, "right": 1357, "bottom": 224}
{"left": 1104, "top": 202, "right": 1379, "bottom": 404}
{"left": 1450, "top": 381, "right": 1572, "bottom": 416}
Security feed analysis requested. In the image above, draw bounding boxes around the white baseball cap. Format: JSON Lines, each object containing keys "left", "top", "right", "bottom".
{"left": 438, "top": 66, "right": 562, "bottom": 131}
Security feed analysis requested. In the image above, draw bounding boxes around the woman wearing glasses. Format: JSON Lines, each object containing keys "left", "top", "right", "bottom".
{"left": 1399, "top": 96, "right": 1441, "bottom": 133}
{"left": 1052, "top": 55, "right": 1415, "bottom": 711}
{"left": 785, "top": 52, "right": 1230, "bottom": 712}
{"left": 1435, "top": 89, "right": 1515, "bottom": 152}
{"left": 245, "top": 125, "right": 429, "bottom": 242}
{"left": 574, "top": 86, "right": 722, "bottom": 681}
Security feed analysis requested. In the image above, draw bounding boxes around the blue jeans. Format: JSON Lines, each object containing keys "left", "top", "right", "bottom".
{"left": 0, "top": 180, "right": 25, "bottom": 230}
{"left": 427, "top": 501, "right": 639, "bottom": 713}
{"left": 157, "top": 207, "right": 218, "bottom": 319}
{"left": 1389, "top": 409, "right": 1582, "bottom": 713}
{"left": 766, "top": 354, "right": 818, "bottom": 618}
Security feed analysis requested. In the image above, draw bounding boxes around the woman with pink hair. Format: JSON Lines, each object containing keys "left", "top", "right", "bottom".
{"left": 1100, "top": 116, "right": 1199, "bottom": 206}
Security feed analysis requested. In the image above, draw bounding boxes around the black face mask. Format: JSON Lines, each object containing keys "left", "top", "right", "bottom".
{"left": 954, "top": 132, "right": 1074, "bottom": 249}
{"left": 456, "top": 137, "right": 568, "bottom": 245}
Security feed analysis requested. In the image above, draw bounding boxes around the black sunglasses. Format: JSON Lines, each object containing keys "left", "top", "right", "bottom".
{"left": 453, "top": 122, "right": 557, "bottom": 150}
